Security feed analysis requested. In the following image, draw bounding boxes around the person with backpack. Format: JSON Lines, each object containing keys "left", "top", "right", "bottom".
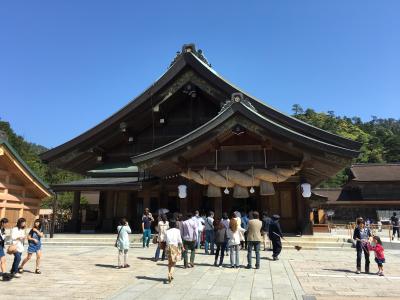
{"left": 261, "top": 212, "right": 272, "bottom": 251}
{"left": 0, "top": 218, "right": 8, "bottom": 281}
{"left": 10, "top": 218, "right": 26, "bottom": 278}
{"left": 19, "top": 219, "right": 44, "bottom": 274}
{"left": 353, "top": 219, "right": 371, "bottom": 274}
{"left": 116, "top": 218, "right": 131, "bottom": 269}
{"left": 204, "top": 211, "right": 215, "bottom": 255}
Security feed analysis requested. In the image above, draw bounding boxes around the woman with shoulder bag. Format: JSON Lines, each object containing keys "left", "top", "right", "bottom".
{"left": 116, "top": 218, "right": 131, "bottom": 269}
{"left": 154, "top": 214, "right": 169, "bottom": 262}
{"left": 10, "top": 218, "right": 26, "bottom": 278}
{"left": 19, "top": 219, "right": 44, "bottom": 274}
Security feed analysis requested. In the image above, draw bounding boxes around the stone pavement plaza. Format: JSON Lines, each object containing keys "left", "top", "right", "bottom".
{"left": 1, "top": 245, "right": 400, "bottom": 300}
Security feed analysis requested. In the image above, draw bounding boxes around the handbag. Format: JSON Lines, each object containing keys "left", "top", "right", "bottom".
{"left": 7, "top": 244, "right": 17, "bottom": 255}
{"left": 114, "top": 226, "right": 123, "bottom": 248}
{"left": 152, "top": 234, "right": 158, "bottom": 244}
{"left": 160, "top": 241, "right": 166, "bottom": 250}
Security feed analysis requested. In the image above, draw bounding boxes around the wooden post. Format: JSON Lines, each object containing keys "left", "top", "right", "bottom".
{"left": 72, "top": 191, "right": 81, "bottom": 233}
{"left": 50, "top": 192, "right": 57, "bottom": 238}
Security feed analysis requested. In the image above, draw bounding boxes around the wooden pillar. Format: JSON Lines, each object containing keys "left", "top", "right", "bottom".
{"left": 71, "top": 191, "right": 81, "bottom": 233}
{"left": 214, "top": 197, "right": 222, "bottom": 218}
{"left": 297, "top": 186, "right": 313, "bottom": 235}
{"left": 50, "top": 192, "right": 58, "bottom": 238}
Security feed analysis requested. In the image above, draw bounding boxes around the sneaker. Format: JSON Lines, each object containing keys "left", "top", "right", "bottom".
{"left": 218, "top": 265, "right": 222, "bottom": 268}
{"left": 12, "top": 273, "right": 21, "bottom": 278}
{"left": 356, "top": 270, "right": 361, "bottom": 274}
{"left": 379, "top": 272, "right": 384, "bottom": 276}
{"left": 255, "top": 266, "right": 260, "bottom": 269}
{"left": 18, "top": 267, "right": 23, "bottom": 274}
{"left": 273, "top": 257, "right": 279, "bottom": 261}
{"left": 245, "top": 265, "right": 252, "bottom": 269}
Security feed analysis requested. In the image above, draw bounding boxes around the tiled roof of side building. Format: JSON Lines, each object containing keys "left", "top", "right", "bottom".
{"left": 350, "top": 163, "right": 400, "bottom": 182}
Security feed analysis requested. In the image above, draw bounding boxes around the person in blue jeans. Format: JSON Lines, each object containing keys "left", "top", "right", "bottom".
{"left": 11, "top": 218, "right": 27, "bottom": 278}
{"left": 142, "top": 208, "right": 154, "bottom": 248}
{"left": 19, "top": 219, "right": 44, "bottom": 274}
{"left": 204, "top": 211, "right": 215, "bottom": 255}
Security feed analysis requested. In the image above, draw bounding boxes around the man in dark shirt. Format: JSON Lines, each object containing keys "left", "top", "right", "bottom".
{"left": 268, "top": 215, "right": 283, "bottom": 260}
{"left": 142, "top": 208, "right": 154, "bottom": 248}
{"left": 391, "top": 212, "right": 399, "bottom": 241}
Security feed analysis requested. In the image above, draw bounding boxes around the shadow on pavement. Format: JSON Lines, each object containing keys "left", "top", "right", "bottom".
{"left": 136, "top": 276, "right": 166, "bottom": 283}
{"left": 322, "top": 268, "right": 354, "bottom": 273}
{"left": 95, "top": 264, "right": 117, "bottom": 269}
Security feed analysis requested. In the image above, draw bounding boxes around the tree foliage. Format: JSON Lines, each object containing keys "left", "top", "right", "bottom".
{"left": 291, "top": 104, "right": 400, "bottom": 187}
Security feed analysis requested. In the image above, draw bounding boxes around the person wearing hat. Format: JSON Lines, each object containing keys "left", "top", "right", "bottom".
{"left": 268, "top": 215, "right": 283, "bottom": 260}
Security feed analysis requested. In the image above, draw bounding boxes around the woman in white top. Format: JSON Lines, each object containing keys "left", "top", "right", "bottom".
{"left": 116, "top": 218, "right": 131, "bottom": 269}
{"left": 166, "top": 220, "right": 183, "bottom": 283}
{"left": 11, "top": 218, "right": 26, "bottom": 277}
{"left": 227, "top": 218, "right": 245, "bottom": 268}
{"left": 154, "top": 214, "right": 169, "bottom": 262}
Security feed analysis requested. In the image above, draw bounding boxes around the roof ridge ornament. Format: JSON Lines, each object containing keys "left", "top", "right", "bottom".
{"left": 219, "top": 92, "right": 258, "bottom": 113}
{"left": 169, "top": 44, "right": 211, "bottom": 68}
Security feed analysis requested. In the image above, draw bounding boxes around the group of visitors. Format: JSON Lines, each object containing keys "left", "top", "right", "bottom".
{"left": 133, "top": 208, "right": 283, "bottom": 282}
{"left": 353, "top": 216, "right": 385, "bottom": 276}
{"left": 0, "top": 217, "right": 44, "bottom": 281}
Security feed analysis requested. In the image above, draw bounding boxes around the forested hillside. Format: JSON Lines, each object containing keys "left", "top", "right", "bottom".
{"left": 1, "top": 105, "right": 399, "bottom": 190}
{"left": 292, "top": 104, "right": 400, "bottom": 186}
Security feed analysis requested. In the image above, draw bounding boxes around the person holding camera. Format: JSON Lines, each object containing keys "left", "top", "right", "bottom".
{"left": 116, "top": 218, "right": 131, "bottom": 269}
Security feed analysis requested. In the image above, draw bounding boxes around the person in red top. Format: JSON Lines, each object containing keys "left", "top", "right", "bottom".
{"left": 367, "top": 236, "right": 385, "bottom": 276}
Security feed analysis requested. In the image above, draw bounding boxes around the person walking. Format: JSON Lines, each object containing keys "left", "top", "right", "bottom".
{"left": 390, "top": 212, "right": 399, "bottom": 240}
{"left": 269, "top": 215, "right": 283, "bottom": 261}
{"left": 181, "top": 213, "right": 198, "bottom": 268}
{"left": 193, "top": 210, "right": 204, "bottom": 249}
{"left": 261, "top": 212, "right": 272, "bottom": 251}
{"left": 213, "top": 218, "right": 227, "bottom": 267}
{"left": 10, "top": 218, "right": 26, "bottom": 278}
{"left": 142, "top": 208, "right": 154, "bottom": 248}
{"left": 116, "top": 218, "right": 131, "bottom": 269}
{"left": 19, "top": 219, "right": 44, "bottom": 274}
{"left": 0, "top": 218, "right": 8, "bottom": 281}
{"left": 227, "top": 217, "right": 244, "bottom": 268}
{"left": 353, "top": 219, "right": 371, "bottom": 274}
{"left": 204, "top": 211, "right": 215, "bottom": 255}
{"left": 246, "top": 211, "right": 262, "bottom": 269}
{"left": 166, "top": 221, "right": 184, "bottom": 283}
{"left": 154, "top": 214, "right": 169, "bottom": 262}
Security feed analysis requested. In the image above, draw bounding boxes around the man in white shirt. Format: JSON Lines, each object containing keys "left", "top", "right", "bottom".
{"left": 11, "top": 218, "right": 26, "bottom": 278}
{"left": 192, "top": 210, "right": 204, "bottom": 249}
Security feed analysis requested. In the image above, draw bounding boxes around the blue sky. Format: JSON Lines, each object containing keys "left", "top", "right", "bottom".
{"left": 1, "top": 1, "right": 399, "bottom": 148}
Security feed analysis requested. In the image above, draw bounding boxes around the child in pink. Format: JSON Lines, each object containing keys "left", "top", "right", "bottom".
{"left": 367, "top": 236, "right": 385, "bottom": 276}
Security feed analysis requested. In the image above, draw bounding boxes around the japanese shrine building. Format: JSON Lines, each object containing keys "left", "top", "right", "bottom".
{"left": 40, "top": 44, "right": 361, "bottom": 233}
{"left": 0, "top": 135, "right": 52, "bottom": 227}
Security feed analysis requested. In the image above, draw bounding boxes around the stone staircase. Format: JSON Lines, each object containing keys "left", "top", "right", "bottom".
{"left": 41, "top": 233, "right": 353, "bottom": 250}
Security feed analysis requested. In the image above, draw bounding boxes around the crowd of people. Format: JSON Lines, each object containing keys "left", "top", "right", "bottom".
{"left": 0, "top": 217, "right": 44, "bottom": 281}
{"left": 127, "top": 209, "right": 284, "bottom": 283}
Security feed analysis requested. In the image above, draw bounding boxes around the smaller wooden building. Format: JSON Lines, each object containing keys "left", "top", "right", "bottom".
{"left": 0, "top": 135, "right": 52, "bottom": 227}
{"left": 312, "top": 163, "right": 400, "bottom": 223}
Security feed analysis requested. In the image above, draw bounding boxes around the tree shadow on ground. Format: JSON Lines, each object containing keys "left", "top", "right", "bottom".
{"left": 95, "top": 264, "right": 117, "bottom": 269}
{"left": 136, "top": 276, "right": 167, "bottom": 283}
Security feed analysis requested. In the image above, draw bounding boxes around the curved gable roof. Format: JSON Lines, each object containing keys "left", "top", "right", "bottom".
{"left": 131, "top": 100, "right": 360, "bottom": 166}
{"left": 41, "top": 45, "right": 361, "bottom": 163}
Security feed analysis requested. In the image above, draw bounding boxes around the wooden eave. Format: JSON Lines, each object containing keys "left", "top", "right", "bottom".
{"left": 40, "top": 49, "right": 361, "bottom": 165}
{"left": 0, "top": 141, "right": 52, "bottom": 198}
{"left": 130, "top": 101, "right": 360, "bottom": 168}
